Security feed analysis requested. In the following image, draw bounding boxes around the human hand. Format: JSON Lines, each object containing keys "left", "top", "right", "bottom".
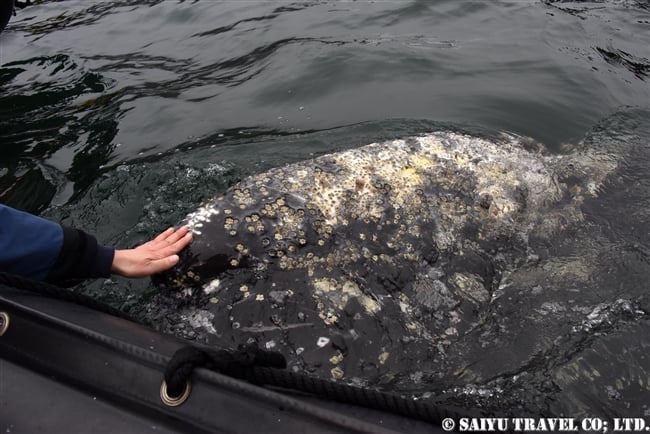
{"left": 111, "top": 226, "right": 192, "bottom": 278}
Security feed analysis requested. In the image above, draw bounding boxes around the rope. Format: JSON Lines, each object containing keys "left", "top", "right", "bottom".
{"left": 164, "top": 344, "right": 286, "bottom": 397}
{"left": 0, "top": 271, "right": 132, "bottom": 321}
{"left": 165, "top": 344, "right": 472, "bottom": 426}
{"left": 248, "top": 366, "right": 461, "bottom": 424}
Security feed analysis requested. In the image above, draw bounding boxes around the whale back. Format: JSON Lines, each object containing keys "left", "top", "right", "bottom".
{"left": 151, "top": 128, "right": 618, "bottom": 381}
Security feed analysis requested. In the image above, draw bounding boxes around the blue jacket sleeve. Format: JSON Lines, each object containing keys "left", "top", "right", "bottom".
{"left": 0, "top": 204, "right": 115, "bottom": 285}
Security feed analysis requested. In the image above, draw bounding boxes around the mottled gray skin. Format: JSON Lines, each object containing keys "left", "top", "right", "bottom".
{"left": 151, "top": 129, "right": 617, "bottom": 383}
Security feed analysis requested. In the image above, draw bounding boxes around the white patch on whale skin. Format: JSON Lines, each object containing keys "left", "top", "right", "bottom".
{"left": 203, "top": 279, "right": 221, "bottom": 295}
{"left": 312, "top": 277, "right": 381, "bottom": 321}
{"left": 184, "top": 310, "right": 217, "bottom": 335}
{"left": 186, "top": 205, "right": 220, "bottom": 234}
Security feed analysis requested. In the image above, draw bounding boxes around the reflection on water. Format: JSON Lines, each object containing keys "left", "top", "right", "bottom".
{"left": 1, "top": 0, "right": 649, "bottom": 420}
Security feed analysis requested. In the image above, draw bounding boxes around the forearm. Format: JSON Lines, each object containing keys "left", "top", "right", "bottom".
{"left": 0, "top": 204, "right": 64, "bottom": 281}
{"left": 0, "top": 204, "right": 115, "bottom": 286}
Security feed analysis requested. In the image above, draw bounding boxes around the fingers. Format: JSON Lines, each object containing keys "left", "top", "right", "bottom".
{"left": 153, "top": 226, "right": 189, "bottom": 244}
{"left": 148, "top": 226, "right": 190, "bottom": 249}
{"left": 146, "top": 254, "right": 180, "bottom": 275}
{"left": 152, "top": 226, "right": 176, "bottom": 243}
{"left": 112, "top": 227, "right": 193, "bottom": 278}
{"left": 163, "top": 230, "right": 192, "bottom": 254}
{"left": 167, "top": 231, "right": 192, "bottom": 255}
{"left": 138, "top": 227, "right": 192, "bottom": 261}
{"left": 112, "top": 250, "right": 183, "bottom": 278}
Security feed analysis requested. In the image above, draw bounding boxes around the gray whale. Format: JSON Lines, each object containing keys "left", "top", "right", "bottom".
{"left": 151, "top": 124, "right": 630, "bottom": 384}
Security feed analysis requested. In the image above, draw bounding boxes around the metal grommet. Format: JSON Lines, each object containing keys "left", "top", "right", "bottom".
{"left": 0, "top": 312, "right": 9, "bottom": 337}
{"left": 160, "top": 379, "right": 191, "bottom": 407}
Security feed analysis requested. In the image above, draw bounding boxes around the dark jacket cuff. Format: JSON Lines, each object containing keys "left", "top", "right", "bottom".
{"left": 93, "top": 244, "right": 116, "bottom": 278}
{"left": 46, "top": 226, "right": 115, "bottom": 286}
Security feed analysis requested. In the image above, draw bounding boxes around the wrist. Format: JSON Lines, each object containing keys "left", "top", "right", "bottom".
{"left": 111, "top": 249, "right": 127, "bottom": 275}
